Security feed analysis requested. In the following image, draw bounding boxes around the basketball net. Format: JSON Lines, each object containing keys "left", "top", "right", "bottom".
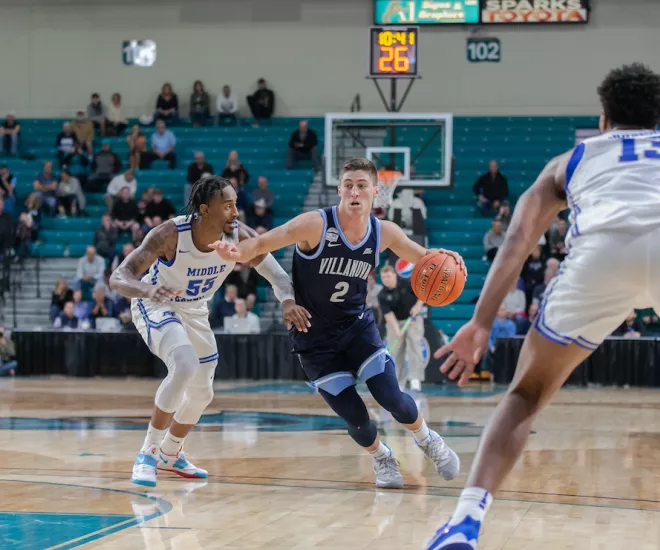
{"left": 374, "top": 169, "right": 402, "bottom": 210}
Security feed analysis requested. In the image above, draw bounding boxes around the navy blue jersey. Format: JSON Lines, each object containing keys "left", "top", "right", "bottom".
{"left": 291, "top": 206, "right": 381, "bottom": 349}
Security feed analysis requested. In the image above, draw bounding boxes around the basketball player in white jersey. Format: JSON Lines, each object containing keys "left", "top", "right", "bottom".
{"left": 110, "top": 176, "right": 311, "bottom": 487}
{"left": 426, "top": 63, "right": 660, "bottom": 548}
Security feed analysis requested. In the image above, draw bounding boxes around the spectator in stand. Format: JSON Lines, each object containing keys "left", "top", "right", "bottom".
{"left": 532, "top": 267, "right": 555, "bottom": 305}
{"left": 53, "top": 301, "right": 79, "bottom": 329}
{"left": 71, "top": 110, "right": 94, "bottom": 156}
{"left": 56, "top": 122, "right": 81, "bottom": 168}
{"left": 0, "top": 164, "right": 17, "bottom": 217}
{"left": 229, "top": 177, "right": 247, "bottom": 219}
{"left": 190, "top": 80, "right": 210, "bottom": 127}
{"left": 155, "top": 83, "right": 179, "bottom": 124}
{"left": 56, "top": 168, "right": 85, "bottom": 218}
{"left": 126, "top": 124, "right": 147, "bottom": 171}
{"left": 32, "top": 161, "right": 58, "bottom": 216}
{"left": 111, "top": 186, "right": 141, "bottom": 239}
{"left": 216, "top": 85, "right": 239, "bottom": 125}
{"left": 15, "top": 212, "right": 34, "bottom": 260}
{"left": 143, "top": 188, "right": 176, "bottom": 230}
{"left": 252, "top": 176, "right": 274, "bottom": 210}
{"left": 287, "top": 120, "right": 321, "bottom": 170}
{"left": 473, "top": 160, "right": 509, "bottom": 217}
{"left": 483, "top": 218, "right": 505, "bottom": 261}
{"left": 0, "top": 200, "right": 13, "bottom": 284}
{"left": 105, "top": 169, "right": 136, "bottom": 211}
{"left": 137, "top": 188, "right": 154, "bottom": 221}
{"left": 90, "top": 283, "right": 115, "bottom": 328}
{"left": 211, "top": 284, "right": 238, "bottom": 328}
{"left": 367, "top": 271, "right": 384, "bottom": 332}
{"left": 50, "top": 279, "right": 74, "bottom": 321}
{"left": 488, "top": 304, "right": 517, "bottom": 354}
{"left": 497, "top": 202, "right": 512, "bottom": 230}
{"left": 225, "top": 298, "right": 261, "bottom": 334}
{"left": 517, "top": 303, "right": 539, "bottom": 336}
{"left": 87, "top": 93, "right": 107, "bottom": 136}
{"left": 546, "top": 257, "right": 560, "bottom": 277}
{"left": 72, "top": 289, "right": 92, "bottom": 324}
{"left": 107, "top": 93, "right": 128, "bottom": 136}
{"left": 144, "top": 120, "right": 176, "bottom": 169}
{"left": 246, "top": 199, "right": 273, "bottom": 234}
{"left": 221, "top": 151, "right": 249, "bottom": 186}
{"left": 521, "top": 245, "right": 545, "bottom": 305}
{"left": 247, "top": 78, "right": 275, "bottom": 127}
{"left": 613, "top": 311, "right": 646, "bottom": 338}
{"left": 111, "top": 242, "right": 134, "bottom": 271}
{"left": 1, "top": 113, "right": 20, "bottom": 156}
{"left": 133, "top": 227, "right": 145, "bottom": 247}
{"left": 74, "top": 246, "right": 105, "bottom": 290}
{"left": 548, "top": 218, "right": 569, "bottom": 261}
{"left": 226, "top": 264, "right": 258, "bottom": 304}
{"left": 503, "top": 280, "right": 527, "bottom": 328}
{"left": 94, "top": 214, "right": 118, "bottom": 261}
{"left": 23, "top": 194, "right": 41, "bottom": 235}
{"left": 0, "top": 327, "right": 17, "bottom": 377}
{"left": 636, "top": 308, "right": 660, "bottom": 335}
{"left": 89, "top": 141, "right": 121, "bottom": 191}
{"left": 186, "top": 152, "right": 213, "bottom": 205}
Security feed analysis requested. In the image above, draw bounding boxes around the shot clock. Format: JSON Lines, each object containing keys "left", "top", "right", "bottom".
{"left": 369, "top": 26, "right": 419, "bottom": 78}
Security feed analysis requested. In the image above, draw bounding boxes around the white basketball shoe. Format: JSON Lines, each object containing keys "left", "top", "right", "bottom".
{"left": 158, "top": 449, "right": 208, "bottom": 479}
{"left": 130, "top": 444, "right": 159, "bottom": 487}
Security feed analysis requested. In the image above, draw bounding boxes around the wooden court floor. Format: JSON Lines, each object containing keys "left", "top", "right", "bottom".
{"left": 1, "top": 378, "right": 659, "bottom": 549}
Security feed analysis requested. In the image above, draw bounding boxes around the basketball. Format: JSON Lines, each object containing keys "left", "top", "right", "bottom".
{"left": 411, "top": 252, "right": 465, "bottom": 307}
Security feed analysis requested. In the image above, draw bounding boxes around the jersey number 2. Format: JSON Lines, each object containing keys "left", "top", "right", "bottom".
{"left": 186, "top": 277, "right": 217, "bottom": 297}
{"left": 619, "top": 138, "right": 660, "bottom": 162}
{"left": 330, "top": 282, "right": 349, "bottom": 303}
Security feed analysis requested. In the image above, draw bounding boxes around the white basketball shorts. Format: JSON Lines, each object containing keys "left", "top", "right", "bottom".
{"left": 131, "top": 297, "right": 218, "bottom": 364}
{"left": 536, "top": 228, "right": 660, "bottom": 351}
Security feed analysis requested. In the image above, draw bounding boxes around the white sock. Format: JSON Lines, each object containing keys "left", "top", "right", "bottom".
{"left": 160, "top": 431, "right": 185, "bottom": 456}
{"left": 450, "top": 487, "right": 493, "bottom": 526}
{"left": 412, "top": 419, "right": 431, "bottom": 445}
{"left": 368, "top": 441, "right": 392, "bottom": 460}
{"left": 142, "top": 424, "right": 167, "bottom": 451}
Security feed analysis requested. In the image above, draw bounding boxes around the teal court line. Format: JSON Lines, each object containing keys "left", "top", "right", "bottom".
{"left": 0, "top": 479, "right": 173, "bottom": 550}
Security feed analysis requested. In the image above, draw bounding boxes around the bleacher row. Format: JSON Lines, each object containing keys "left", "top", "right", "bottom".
{"left": 4, "top": 115, "right": 595, "bottom": 335}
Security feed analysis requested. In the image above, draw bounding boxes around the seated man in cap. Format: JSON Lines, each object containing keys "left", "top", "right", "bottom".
{"left": 88, "top": 141, "right": 122, "bottom": 192}
{"left": 246, "top": 198, "right": 273, "bottom": 234}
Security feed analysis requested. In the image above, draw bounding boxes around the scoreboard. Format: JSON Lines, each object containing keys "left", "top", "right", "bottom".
{"left": 369, "top": 27, "right": 419, "bottom": 78}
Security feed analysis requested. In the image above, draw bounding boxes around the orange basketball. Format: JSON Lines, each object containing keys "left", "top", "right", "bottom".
{"left": 411, "top": 252, "right": 466, "bottom": 307}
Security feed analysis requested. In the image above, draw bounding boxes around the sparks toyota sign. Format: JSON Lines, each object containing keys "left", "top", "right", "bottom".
{"left": 482, "top": 0, "right": 589, "bottom": 24}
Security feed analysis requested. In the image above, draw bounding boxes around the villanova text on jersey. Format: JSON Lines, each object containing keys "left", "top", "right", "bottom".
{"left": 292, "top": 206, "right": 381, "bottom": 341}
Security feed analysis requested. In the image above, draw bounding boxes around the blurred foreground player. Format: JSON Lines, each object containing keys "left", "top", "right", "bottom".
{"left": 110, "top": 176, "right": 309, "bottom": 487}
{"left": 426, "top": 64, "right": 660, "bottom": 548}
{"left": 211, "top": 158, "right": 465, "bottom": 488}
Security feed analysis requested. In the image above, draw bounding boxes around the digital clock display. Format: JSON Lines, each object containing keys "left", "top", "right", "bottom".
{"left": 369, "top": 27, "right": 419, "bottom": 78}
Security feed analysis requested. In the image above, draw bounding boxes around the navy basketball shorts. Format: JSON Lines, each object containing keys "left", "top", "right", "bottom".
{"left": 290, "top": 318, "right": 392, "bottom": 396}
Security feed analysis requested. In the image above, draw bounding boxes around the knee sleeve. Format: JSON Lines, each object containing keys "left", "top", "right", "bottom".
{"left": 367, "top": 361, "right": 419, "bottom": 425}
{"left": 154, "top": 344, "right": 198, "bottom": 414}
{"left": 173, "top": 361, "right": 216, "bottom": 425}
{"left": 319, "top": 387, "right": 378, "bottom": 448}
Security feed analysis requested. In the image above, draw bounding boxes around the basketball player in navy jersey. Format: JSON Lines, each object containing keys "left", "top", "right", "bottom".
{"left": 111, "top": 176, "right": 310, "bottom": 487}
{"left": 211, "top": 158, "right": 465, "bottom": 488}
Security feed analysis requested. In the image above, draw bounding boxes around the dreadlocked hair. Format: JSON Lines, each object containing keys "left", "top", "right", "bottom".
{"left": 184, "top": 176, "right": 233, "bottom": 218}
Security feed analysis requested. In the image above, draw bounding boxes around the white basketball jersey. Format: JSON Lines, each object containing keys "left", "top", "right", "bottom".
{"left": 565, "top": 129, "right": 660, "bottom": 245}
{"left": 141, "top": 215, "right": 237, "bottom": 312}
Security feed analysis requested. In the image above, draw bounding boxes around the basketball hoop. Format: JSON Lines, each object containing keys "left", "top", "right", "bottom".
{"left": 374, "top": 170, "right": 402, "bottom": 210}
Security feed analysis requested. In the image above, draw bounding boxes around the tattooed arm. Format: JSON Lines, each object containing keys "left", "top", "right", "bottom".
{"left": 109, "top": 220, "right": 179, "bottom": 303}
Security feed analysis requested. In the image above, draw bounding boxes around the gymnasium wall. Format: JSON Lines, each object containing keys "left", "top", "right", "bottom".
{"left": 0, "top": 0, "right": 658, "bottom": 118}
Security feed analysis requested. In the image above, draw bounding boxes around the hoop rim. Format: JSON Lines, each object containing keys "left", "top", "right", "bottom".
{"left": 377, "top": 169, "right": 403, "bottom": 188}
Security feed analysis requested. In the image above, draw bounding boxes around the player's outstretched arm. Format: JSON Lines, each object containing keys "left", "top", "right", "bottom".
{"left": 110, "top": 220, "right": 178, "bottom": 302}
{"left": 235, "top": 222, "right": 311, "bottom": 332}
{"left": 434, "top": 152, "right": 571, "bottom": 385}
{"left": 379, "top": 219, "right": 467, "bottom": 275}
{"left": 209, "top": 211, "right": 324, "bottom": 263}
